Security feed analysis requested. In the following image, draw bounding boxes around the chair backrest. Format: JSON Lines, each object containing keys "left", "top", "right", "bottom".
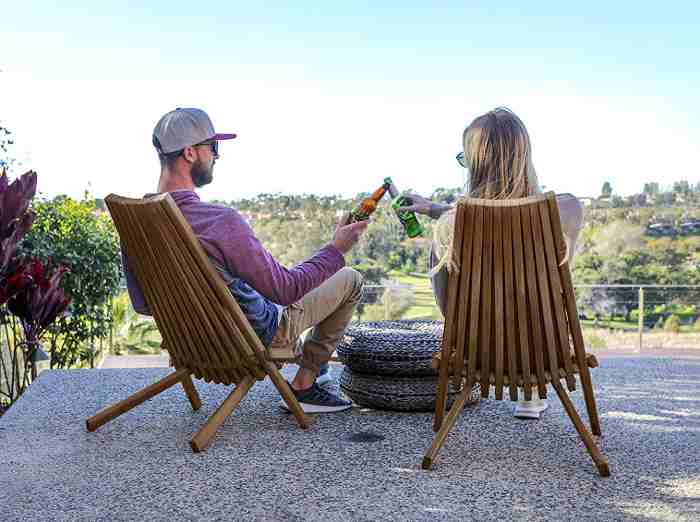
{"left": 106, "top": 193, "right": 267, "bottom": 384}
{"left": 441, "top": 192, "right": 587, "bottom": 401}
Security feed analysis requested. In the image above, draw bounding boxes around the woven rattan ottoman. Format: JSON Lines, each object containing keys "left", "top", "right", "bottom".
{"left": 337, "top": 320, "right": 480, "bottom": 412}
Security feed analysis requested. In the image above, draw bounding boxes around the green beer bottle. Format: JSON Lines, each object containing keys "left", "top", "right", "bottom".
{"left": 384, "top": 177, "right": 424, "bottom": 238}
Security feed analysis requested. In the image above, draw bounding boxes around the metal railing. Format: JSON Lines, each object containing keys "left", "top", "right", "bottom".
{"left": 356, "top": 283, "right": 700, "bottom": 350}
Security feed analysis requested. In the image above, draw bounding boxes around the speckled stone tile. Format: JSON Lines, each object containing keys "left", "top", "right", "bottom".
{"left": 1, "top": 358, "right": 699, "bottom": 521}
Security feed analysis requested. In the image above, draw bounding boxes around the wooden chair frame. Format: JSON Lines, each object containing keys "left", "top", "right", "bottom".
{"left": 423, "top": 193, "right": 610, "bottom": 476}
{"left": 86, "top": 194, "right": 310, "bottom": 452}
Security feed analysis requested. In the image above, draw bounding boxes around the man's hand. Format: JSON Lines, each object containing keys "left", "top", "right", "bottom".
{"left": 332, "top": 213, "right": 368, "bottom": 254}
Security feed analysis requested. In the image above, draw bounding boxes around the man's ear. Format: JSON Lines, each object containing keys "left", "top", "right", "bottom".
{"left": 181, "top": 146, "right": 196, "bottom": 163}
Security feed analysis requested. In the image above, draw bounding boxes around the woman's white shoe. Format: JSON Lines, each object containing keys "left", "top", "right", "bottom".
{"left": 513, "top": 399, "right": 549, "bottom": 419}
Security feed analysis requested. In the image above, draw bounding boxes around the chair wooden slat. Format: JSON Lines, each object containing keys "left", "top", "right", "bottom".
{"left": 492, "top": 205, "right": 505, "bottom": 400}
{"left": 511, "top": 205, "right": 533, "bottom": 401}
{"left": 502, "top": 206, "right": 519, "bottom": 401}
{"left": 529, "top": 202, "right": 562, "bottom": 390}
{"left": 546, "top": 197, "right": 602, "bottom": 435}
{"left": 464, "top": 205, "right": 485, "bottom": 392}
{"left": 520, "top": 205, "right": 548, "bottom": 398}
{"left": 478, "top": 206, "right": 494, "bottom": 397}
{"left": 435, "top": 203, "right": 467, "bottom": 429}
{"left": 451, "top": 202, "right": 474, "bottom": 389}
{"left": 538, "top": 196, "right": 576, "bottom": 390}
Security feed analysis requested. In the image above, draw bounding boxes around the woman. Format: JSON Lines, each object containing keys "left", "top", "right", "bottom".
{"left": 399, "top": 107, "right": 583, "bottom": 419}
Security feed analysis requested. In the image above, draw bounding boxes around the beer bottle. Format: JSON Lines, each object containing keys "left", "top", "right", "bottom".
{"left": 385, "top": 177, "right": 424, "bottom": 238}
{"left": 349, "top": 182, "right": 389, "bottom": 223}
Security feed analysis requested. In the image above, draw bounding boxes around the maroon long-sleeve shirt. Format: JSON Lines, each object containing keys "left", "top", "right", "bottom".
{"left": 124, "top": 190, "right": 345, "bottom": 345}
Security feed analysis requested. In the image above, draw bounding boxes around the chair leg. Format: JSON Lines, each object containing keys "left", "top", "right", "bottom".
{"left": 190, "top": 375, "right": 255, "bottom": 453}
{"left": 264, "top": 362, "right": 311, "bottom": 430}
{"left": 578, "top": 367, "right": 602, "bottom": 436}
{"left": 552, "top": 380, "right": 610, "bottom": 477}
{"left": 86, "top": 369, "right": 189, "bottom": 432}
{"left": 432, "top": 355, "right": 452, "bottom": 433}
{"left": 180, "top": 374, "right": 201, "bottom": 411}
{"left": 422, "top": 384, "right": 472, "bottom": 470}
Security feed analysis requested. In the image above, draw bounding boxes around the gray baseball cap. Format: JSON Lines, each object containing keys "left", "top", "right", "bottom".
{"left": 152, "top": 108, "right": 236, "bottom": 154}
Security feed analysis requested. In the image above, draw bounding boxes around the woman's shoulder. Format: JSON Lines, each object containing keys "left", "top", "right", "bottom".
{"left": 555, "top": 193, "right": 584, "bottom": 229}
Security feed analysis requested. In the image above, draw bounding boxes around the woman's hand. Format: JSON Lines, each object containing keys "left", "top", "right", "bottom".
{"left": 397, "top": 194, "right": 453, "bottom": 219}
{"left": 396, "top": 193, "right": 433, "bottom": 216}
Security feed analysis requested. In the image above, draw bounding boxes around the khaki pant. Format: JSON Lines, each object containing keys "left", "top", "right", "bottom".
{"left": 269, "top": 267, "right": 363, "bottom": 374}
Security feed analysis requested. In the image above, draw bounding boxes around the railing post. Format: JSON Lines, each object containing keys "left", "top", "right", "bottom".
{"left": 384, "top": 289, "right": 390, "bottom": 320}
{"left": 638, "top": 287, "right": 644, "bottom": 352}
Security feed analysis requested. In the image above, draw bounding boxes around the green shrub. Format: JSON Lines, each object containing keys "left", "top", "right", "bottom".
{"left": 663, "top": 314, "right": 681, "bottom": 333}
{"left": 693, "top": 317, "right": 700, "bottom": 332}
{"left": 654, "top": 316, "right": 665, "bottom": 330}
{"left": 19, "top": 195, "right": 122, "bottom": 368}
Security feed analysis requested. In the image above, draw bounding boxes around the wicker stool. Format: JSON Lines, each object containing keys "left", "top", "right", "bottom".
{"left": 337, "top": 320, "right": 480, "bottom": 412}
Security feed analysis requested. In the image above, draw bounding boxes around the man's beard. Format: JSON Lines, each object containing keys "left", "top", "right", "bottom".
{"left": 191, "top": 159, "right": 214, "bottom": 188}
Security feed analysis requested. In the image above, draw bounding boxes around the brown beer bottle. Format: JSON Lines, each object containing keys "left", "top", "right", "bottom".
{"left": 349, "top": 182, "right": 390, "bottom": 223}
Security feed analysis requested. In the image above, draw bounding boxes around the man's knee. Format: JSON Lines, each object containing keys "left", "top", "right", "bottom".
{"left": 339, "top": 267, "right": 363, "bottom": 301}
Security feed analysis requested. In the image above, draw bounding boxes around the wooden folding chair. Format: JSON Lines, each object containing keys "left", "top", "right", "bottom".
{"left": 423, "top": 193, "right": 609, "bottom": 476}
{"left": 86, "top": 194, "right": 310, "bottom": 452}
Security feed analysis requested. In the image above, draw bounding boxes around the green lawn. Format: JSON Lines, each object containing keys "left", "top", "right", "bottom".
{"left": 580, "top": 318, "right": 696, "bottom": 333}
{"left": 388, "top": 271, "right": 442, "bottom": 320}
{"left": 580, "top": 318, "right": 639, "bottom": 331}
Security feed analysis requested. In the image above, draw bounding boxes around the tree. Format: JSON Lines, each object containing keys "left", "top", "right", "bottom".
{"left": 430, "top": 187, "right": 461, "bottom": 205}
{"left": 643, "top": 182, "right": 660, "bottom": 196}
{"left": 600, "top": 182, "right": 613, "bottom": 198}
{"left": 673, "top": 180, "right": 691, "bottom": 196}
{"left": 0, "top": 123, "right": 16, "bottom": 172}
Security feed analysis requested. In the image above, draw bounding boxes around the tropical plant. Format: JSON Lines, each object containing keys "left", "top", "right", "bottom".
{"left": 0, "top": 170, "right": 36, "bottom": 289}
{"left": 4, "top": 258, "right": 70, "bottom": 394}
{"left": 0, "top": 170, "right": 71, "bottom": 409}
{"left": 111, "top": 292, "right": 161, "bottom": 355}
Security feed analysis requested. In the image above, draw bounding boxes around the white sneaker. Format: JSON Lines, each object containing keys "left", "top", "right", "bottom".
{"left": 514, "top": 399, "right": 549, "bottom": 419}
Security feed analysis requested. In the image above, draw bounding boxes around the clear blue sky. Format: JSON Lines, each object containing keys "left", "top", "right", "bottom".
{"left": 1, "top": 1, "right": 698, "bottom": 201}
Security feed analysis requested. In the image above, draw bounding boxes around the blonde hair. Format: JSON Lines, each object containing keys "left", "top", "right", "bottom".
{"left": 463, "top": 107, "right": 540, "bottom": 199}
{"left": 432, "top": 108, "right": 570, "bottom": 274}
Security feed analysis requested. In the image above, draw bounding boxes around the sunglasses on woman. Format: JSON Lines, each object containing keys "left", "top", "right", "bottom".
{"left": 456, "top": 151, "right": 465, "bottom": 168}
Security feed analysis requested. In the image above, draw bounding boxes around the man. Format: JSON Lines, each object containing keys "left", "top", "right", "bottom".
{"left": 124, "top": 107, "right": 368, "bottom": 413}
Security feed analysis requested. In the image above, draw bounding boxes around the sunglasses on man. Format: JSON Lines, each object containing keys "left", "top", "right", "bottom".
{"left": 194, "top": 139, "right": 219, "bottom": 157}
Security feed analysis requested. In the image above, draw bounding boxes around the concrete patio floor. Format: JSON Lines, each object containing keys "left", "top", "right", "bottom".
{"left": 1, "top": 356, "right": 699, "bottom": 521}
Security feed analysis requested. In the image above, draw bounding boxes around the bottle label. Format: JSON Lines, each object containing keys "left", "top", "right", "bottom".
{"left": 350, "top": 209, "right": 370, "bottom": 222}
{"left": 391, "top": 197, "right": 424, "bottom": 237}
